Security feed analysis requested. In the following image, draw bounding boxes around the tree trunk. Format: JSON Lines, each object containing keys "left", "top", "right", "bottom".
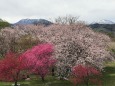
{"left": 86, "top": 82, "right": 89, "bottom": 86}
{"left": 41, "top": 77, "right": 45, "bottom": 82}
{"left": 85, "top": 78, "right": 89, "bottom": 86}
{"left": 14, "top": 81, "right": 18, "bottom": 86}
{"left": 14, "top": 72, "right": 19, "bottom": 86}
{"left": 52, "top": 68, "right": 55, "bottom": 76}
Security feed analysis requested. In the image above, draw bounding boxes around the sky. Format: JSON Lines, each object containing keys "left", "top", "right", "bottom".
{"left": 0, "top": 0, "right": 115, "bottom": 23}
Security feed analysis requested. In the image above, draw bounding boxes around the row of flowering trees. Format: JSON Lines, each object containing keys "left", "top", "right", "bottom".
{"left": 0, "top": 43, "right": 56, "bottom": 86}
{"left": 0, "top": 42, "right": 103, "bottom": 86}
{"left": 0, "top": 43, "right": 102, "bottom": 86}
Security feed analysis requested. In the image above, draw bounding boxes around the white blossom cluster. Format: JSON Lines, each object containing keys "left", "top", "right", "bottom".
{"left": 34, "top": 24, "right": 113, "bottom": 77}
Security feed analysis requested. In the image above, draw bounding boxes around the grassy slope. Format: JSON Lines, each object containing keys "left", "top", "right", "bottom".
{"left": 0, "top": 62, "right": 115, "bottom": 86}
{"left": 103, "top": 62, "right": 115, "bottom": 86}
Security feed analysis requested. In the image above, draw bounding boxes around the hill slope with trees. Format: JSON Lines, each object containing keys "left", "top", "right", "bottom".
{"left": 0, "top": 19, "right": 10, "bottom": 29}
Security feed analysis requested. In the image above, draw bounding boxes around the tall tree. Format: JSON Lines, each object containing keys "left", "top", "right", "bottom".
{"left": 34, "top": 24, "right": 112, "bottom": 79}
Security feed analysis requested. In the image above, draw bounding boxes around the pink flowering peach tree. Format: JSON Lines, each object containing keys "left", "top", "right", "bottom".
{"left": 0, "top": 52, "right": 25, "bottom": 86}
{"left": 20, "top": 43, "right": 57, "bottom": 81}
{"left": 71, "top": 65, "right": 102, "bottom": 86}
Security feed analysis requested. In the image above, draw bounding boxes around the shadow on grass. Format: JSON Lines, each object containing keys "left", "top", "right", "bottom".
{"left": 104, "top": 67, "right": 115, "bottom": 74}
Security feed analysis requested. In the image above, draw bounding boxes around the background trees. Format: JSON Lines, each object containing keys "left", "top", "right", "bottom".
{"left": 0, "top": 28, "right": 40, "bottom": 58}
{"left": 55, "top": 15, "right": 79, "bottom": 25}
{"left": 0, "top": 19, "right": 10, "bottom": 29}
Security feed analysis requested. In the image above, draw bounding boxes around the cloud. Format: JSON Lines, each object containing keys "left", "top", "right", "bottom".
{"left": 0, "top": 0, "right": 115, "bottom": 23}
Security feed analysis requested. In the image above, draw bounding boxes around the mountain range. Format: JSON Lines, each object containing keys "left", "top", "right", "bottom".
{"left": 0, "top": 18, "right": 115, "bottom": 33}
{"left": 14, "top": 19, "right": 53, "bottom": 26}
{"left": 92, "top": 20, "right": 115, "bottom": 24}
{"left": 1, "top": 18, "right": 115, "bottom": 25}
{"left": 89, "top": 20, "right": 115, "bottom": 32}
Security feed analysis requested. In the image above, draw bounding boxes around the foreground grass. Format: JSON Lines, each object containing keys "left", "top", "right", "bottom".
{"left": 0, "top": 75, "right": 72, "bottom": 86}
{"left": 0, "top": 62, "right": 115, "bottom": 86}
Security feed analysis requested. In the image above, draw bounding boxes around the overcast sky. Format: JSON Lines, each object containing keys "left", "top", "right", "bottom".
{"left": 0, "top": 0, "right": 115, "bottom": 23}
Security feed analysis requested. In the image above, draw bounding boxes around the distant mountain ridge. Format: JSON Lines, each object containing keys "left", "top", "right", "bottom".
{"left": 14, "top": 19, "right": 53, "bottom": 26}
{"left": 99, "top": 20, "right": 115, "bottom": 24}
{"left": 92, "top": 20, "right": 115, "bottom": 24}
{"left": 89, "top": 23, "right": 115, "bottom": 32}
{"left": 89, "top": 19, "right": 115, "bottom": 32}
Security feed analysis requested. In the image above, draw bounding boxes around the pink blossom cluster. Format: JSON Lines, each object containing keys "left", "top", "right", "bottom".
{"left": 20, "top": 43, "right": 56, "bottom": 81}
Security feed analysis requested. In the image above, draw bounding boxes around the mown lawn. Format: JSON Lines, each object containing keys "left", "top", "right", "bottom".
{"left": 0, "top": 75, "right": 73, "bottom": 86}
{"left": 0, "top": 62, "right": 115, "bottom": 86}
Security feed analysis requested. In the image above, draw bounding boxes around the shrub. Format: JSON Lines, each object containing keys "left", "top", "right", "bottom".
{"left": 71, "top": 65, "right": 102, "bottom": 86}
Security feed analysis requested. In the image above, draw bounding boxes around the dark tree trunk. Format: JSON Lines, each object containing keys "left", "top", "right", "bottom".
{"left": 14, "top": 81, "right": 18, "bottom": 86}
{"left": 27, "top": 75, "right": 30, "bottom": 78}
{"left": 14, "top": 72, "right": 19, "bottom": 86}
{"left": 41, "top": 77, "right": 45, "bottom": 82}
{"left": 86, "top": 82, "right": 89, "bottom": 86}
{"left": 52, "top": 68, "right": 55, "bottom": 76}
{"left": 85, "top": 78, "right": 89, "bottom": 86}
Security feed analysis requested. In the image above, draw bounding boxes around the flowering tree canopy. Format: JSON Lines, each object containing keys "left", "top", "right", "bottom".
{"left": 20, "top": 43, "right": 56, "bottom": 81}
{"left": 34, "top": 24, "right": 113, "bottom": 78}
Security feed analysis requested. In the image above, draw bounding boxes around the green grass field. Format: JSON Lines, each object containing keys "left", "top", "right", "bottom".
{"left": 0, "top": 62, "right": 115, "bottom": 86}
{"left": 0, "top": 75, "right": 73, "bottom": 86}
{"left": 103, "top": 62, "right": 115, "bottom": 86}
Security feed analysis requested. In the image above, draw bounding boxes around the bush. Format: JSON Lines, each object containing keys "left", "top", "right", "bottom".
{"left": 71, "top": 65, "right": 102, "bottom": 86}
